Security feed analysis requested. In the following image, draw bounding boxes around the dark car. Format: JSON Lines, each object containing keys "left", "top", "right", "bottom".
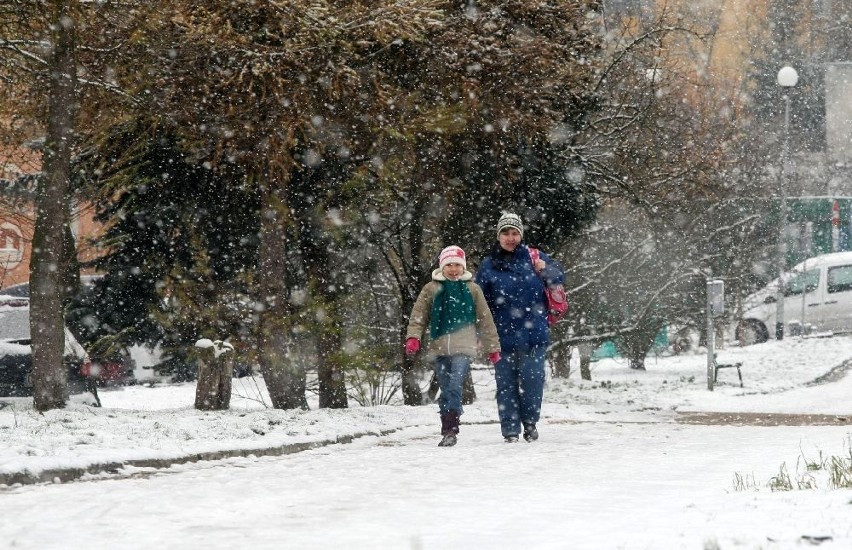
{"left": 0, "top": 296, "right": 98, "bottom": 403}
{"left": 0, "top": 282, "right": 29, "bottom": 298}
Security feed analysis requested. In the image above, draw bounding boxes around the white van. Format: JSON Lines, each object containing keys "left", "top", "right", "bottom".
{"left": 733, "top": 251, "right": 852, "bottom": 344}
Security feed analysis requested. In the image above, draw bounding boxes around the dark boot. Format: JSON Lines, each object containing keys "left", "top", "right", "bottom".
{"left": 438, "top": 410, "right": 460, "bottom": 447}
{"left": 438, "top": 433, "right": 457, "bottom": 447}
{"left": 445, "top": 410, "right": 460, "bottom": 435}
{"left": 440, "top": 413, "right": 451, "bottom": 435}
{"left": 523, "top": 422, "right": 539, "bottom": 442}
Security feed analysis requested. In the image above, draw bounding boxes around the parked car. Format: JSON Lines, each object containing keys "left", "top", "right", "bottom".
{"left": 732, "top": 251, "right": 852, "bottom": 344}
{"left": 0, "top": 282, "right": 29, "bottom": 297}
{"left": 0, "top": 278, "right": 136, "bottom": 388}
{"left": 0, "top": 275, "right": 102, "bottom": 299}
{"left": 0, "top": 295, "right": 98, "bottom": 403}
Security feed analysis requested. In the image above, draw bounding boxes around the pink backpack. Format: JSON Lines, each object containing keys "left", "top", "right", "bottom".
{"left": 528, "top": 247, "right": 568, "bottom": 326}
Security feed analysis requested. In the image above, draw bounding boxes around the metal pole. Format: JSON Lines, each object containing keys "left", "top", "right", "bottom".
{"left": 775, "top": 93, "right": 791, "bottom": 340}
{"left": 800, "top": 257, "right": 807, "bottom": 337}
{"left": 706, "top": 278, "right": 715, "bottom": 391}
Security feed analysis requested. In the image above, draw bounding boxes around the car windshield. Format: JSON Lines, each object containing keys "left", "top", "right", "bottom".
{"left": 0, "top": 308, "right": 31, "bottom": 340}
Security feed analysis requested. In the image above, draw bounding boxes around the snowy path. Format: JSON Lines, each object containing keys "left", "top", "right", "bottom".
{"left": 1, "top": 421, "right": 850, "bottom": 550}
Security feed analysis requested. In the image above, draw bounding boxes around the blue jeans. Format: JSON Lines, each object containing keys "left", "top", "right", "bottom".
{"left": 433, "top": 354, "right": 471, "bottom": 416}
{"left": 494, "top": 346, "right": 547, "bottom": 437}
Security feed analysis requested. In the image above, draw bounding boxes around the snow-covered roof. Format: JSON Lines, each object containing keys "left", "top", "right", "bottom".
{"left": 791, "top": 250, "right": 852, "bottom": 271}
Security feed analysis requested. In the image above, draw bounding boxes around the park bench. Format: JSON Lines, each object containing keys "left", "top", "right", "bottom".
{"left": 713, "top": 355, "right": 743, "bottom": 388}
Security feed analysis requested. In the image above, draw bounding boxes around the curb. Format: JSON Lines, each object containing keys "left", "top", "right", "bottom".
{"left": 0, "top": 428, "right": 398, "bottom": 488}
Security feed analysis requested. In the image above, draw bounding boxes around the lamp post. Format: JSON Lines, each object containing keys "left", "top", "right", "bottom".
{"left": 775, "top": 65, "right": 798, "bottom": 340}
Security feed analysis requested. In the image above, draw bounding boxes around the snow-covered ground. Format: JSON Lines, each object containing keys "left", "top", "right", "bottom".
{"left": 1, "top": 335, "right": 851, "bottom": 549}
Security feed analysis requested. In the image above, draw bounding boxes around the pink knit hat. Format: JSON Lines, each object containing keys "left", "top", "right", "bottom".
{"left": 438, "top": 245, "right": 466, "bottom": 269}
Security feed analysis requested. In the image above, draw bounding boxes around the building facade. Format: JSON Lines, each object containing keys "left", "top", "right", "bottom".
{"left": 0, "top": 145, "right": 103, "bottom": 291}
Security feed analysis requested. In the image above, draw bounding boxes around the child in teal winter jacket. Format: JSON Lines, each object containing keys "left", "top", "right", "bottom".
{"left": 405, "top": 245, "right": 501, "bottom": 447}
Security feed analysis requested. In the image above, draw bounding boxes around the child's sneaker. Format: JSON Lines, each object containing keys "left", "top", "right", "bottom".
{"left": 523, "top": 423, "right": 539, "bottom": 442}
{"left": 504, "top": 435, "right": 519, "bottom": 443}
{"left": 438, "top": 434, "right": 457, "bottom": 447}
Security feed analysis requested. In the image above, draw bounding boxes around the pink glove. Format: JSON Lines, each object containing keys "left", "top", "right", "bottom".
{"left": 404, "top": 338, "right": 421, "bottom": 356}
{"left": 488, "top": 351, "right": 501, "bottom": 365}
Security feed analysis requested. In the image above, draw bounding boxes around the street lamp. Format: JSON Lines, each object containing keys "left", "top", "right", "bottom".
{"left": 775, "top": 65, "right": 798, "bottom": 340}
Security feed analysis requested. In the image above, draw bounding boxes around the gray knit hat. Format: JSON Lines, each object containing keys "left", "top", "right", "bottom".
{"left": 496, "top": 212, "right": 523, "bottom": 239}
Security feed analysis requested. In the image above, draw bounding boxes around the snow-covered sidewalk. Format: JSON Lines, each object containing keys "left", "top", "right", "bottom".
{"left": 1, "top": 335, "right": 851, "bottom": 485}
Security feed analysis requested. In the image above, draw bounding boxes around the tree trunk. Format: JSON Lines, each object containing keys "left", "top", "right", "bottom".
{"left": 461, "top": 369, "right": 476, "bottom": 404}
{"left": 398, "top": 194, "right": 426, "bottom": 406}
{"left": 550, "top": 337, "right": 572, "bottom": 378}
{"left": 31, "top": 1, "right": 77, "bottom": 412}
{"left": 316, "top": 328, "right": 348, "bottom": 409}
{"left": 254, "top": 182, "right": 307, "bottom": 410}
{"left": 61, "top": 223, "right": 81, "bottom": 308}
{"left": 551, "top": 348, "right": 571, "bottom": 378}
{"left": 399, "top": 328, "right": 423, "bottom": 406}
{"left": 620, "top": 323, "right": 661, "bottom": 372}
{"left": 579, "top": 344, "right": 593, "bottom": 381}
{"left": 194, "top": 344, "right": 233, "bottom": 411}
{"left": 257, "top": 326, "right": 307, "bottom": 409}
{"left": 296, "top": 201, "right": 347, "bottom": 409}
{"left": 629, "top": 355, "right": 646, "bottom": 370}
{"left": 549, "top": 322, "right": 571, "bottom": 378}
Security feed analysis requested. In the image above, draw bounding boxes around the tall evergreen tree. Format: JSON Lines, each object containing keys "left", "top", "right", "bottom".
{"left": 71, "top": 119, "right": 260, "bottom": 379}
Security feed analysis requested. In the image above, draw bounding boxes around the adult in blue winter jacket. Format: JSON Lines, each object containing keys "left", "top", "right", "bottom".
{"left": 475, "top": 212, "right": 564, "bottom": 443}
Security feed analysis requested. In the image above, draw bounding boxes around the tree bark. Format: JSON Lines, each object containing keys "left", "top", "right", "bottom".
{"left": 31, "top": 1, "right": 78, "bottom": 412}
{"left": 461, "top": 369, "right": 476, "bottom": 404}
{"left": 551, "top": 345, "right": 572, "bottom": 378}
{"left": 579, "top": 345, "right": 593, "bottom": 381}
{"left": 316, "top": 328, "right": 348, "bottom": 409}
{"left": 61, "top": 223, "right": 81, "bottom": 308}
{"left": 194, "top": 344, "right": 233, "bottom": 411}
{"left": 258, "top": 327, "right": 307, "bottom": 410}
{"left": 398, "top": 195, "right": 426, "bottom": 406}
{"left": 254, "top": 182, "right": 307, "bottom": 410}
{"left": 550, "top": 323, "right": 572, "bottom": 378}
{"left": 399, "top": 330, "right": 423, "bottom": 406}
{"left": 294, "top": 193, "right": 347, "bottom": 409}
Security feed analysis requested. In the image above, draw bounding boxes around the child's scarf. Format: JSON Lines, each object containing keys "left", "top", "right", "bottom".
{"left": 429, "top": 280, "right": 476, "bottom": 340}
